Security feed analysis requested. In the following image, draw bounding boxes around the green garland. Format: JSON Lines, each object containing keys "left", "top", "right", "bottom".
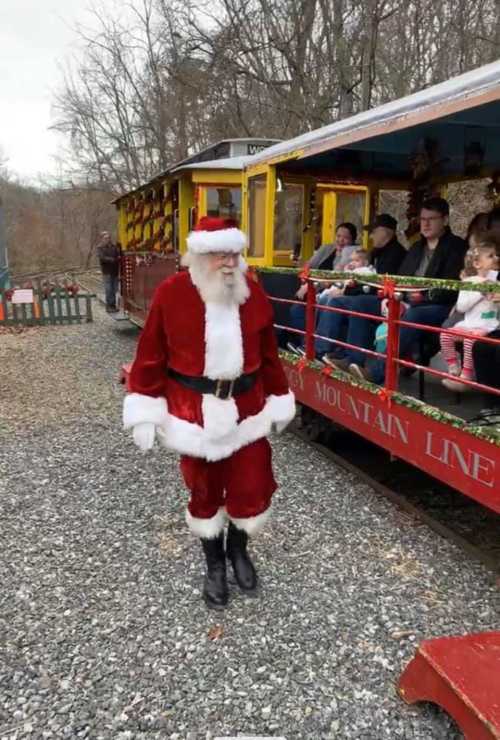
{"left": 259, "top": 267, "right": 500, "bottom": 295}
{"left": 280, "top": 350, "right": 500, "bottom": 446}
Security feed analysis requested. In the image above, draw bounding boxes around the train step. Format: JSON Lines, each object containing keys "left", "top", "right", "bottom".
{"left": 399, "top": 631, "right": 500, "bottom": 739}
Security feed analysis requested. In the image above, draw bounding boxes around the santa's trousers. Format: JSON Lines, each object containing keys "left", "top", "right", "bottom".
{"left": 180, "top": 437, "right": 277, "bottom": 537}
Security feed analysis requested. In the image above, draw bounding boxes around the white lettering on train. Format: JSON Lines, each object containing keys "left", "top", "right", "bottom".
{"left": 314, "top": 380, "right": 409, "bottom": 445}
{"left": 284, "top": 366, "right": 304, "bottom": 391}
{"left": 425, "top": 432, "right": 495, "bottom": 488}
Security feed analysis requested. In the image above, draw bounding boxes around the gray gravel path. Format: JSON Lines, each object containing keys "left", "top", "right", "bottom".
{"left": 0, "top": 307, "right": 498, "bottom": 740}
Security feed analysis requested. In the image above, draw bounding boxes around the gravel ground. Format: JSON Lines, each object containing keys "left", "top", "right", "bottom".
{"left": 0, "top": 305, "right": 498, "bottom": 740}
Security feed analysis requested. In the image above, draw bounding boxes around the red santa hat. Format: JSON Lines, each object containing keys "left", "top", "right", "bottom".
{"left": 186, "top": 216, "right": 247, "bottom": 255}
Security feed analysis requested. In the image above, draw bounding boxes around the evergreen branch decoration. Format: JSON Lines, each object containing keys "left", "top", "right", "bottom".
{"left": 260, "top": 267, "right": 500, "bottom": 295}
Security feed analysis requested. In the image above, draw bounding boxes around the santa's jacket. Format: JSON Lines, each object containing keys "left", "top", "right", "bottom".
{"left": 123, "top": 270, "right": 295, "bottom": 461}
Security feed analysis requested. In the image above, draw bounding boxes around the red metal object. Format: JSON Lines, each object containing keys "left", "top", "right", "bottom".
{"left": 399, "top": 632, "right": 500, "bottom": 739}
{"left": 304, "top": 280, "right": 316, "bottom": 360}
{"left": 121, "top": 253, "right": 178, "bottom": 326}
{"left": 384, "top": 289, "right": 400, "bottom": 394}
{"left": 282, "top": 359, "right": 500, "bottom": 512}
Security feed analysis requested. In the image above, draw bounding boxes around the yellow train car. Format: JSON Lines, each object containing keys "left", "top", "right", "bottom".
{"left": 113, "top": 139, "right": 278, "bottom": 324}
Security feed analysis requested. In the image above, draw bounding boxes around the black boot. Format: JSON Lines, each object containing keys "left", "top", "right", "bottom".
{"left": 201, "top": 534, "right": 228, "bottom": 610}
{"left": 226, "top": 522, "right": 258, "bottom": 593}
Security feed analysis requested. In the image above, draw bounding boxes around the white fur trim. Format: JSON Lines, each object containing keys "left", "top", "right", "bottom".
{"left": 228, "top": 506, "right": 272, "bottom": 535}
{"left": 187, "top": 228, "right": 247, "bottom": 254}
{"left": 123, "top": 393, "right": 169, "bottom": 429}
{"left": 264, "top": 391, "right": 296, "bottom": 424}
{"left": 155, "top": 390, "right": 296, "bottom": 462}
{"left": 204, "top": 302, "right": 243, "bottom": 379}
{"left": 185, "top": 507, "right": 226, "bottom": 538}
{"left": 202, "top": 394, "right": 239, "bottom": 439}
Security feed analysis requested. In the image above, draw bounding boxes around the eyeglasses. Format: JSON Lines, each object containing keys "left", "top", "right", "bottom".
{"left": 420, "top": 215, "right": 444, "bottom": 224}
{"left": 207, "top": 251, "right": 239, "bottom": 261}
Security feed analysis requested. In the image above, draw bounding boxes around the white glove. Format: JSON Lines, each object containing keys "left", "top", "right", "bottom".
{"left": 132, "top": 422, "right": 156, "bottom": 452}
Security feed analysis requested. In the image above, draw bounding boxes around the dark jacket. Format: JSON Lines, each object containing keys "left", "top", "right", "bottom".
{"left": 97, "top": 241, "right": 121, "bottom": 276}
{"left": 398, "top": 228, "right": 467, "bottom": 305}
{"left": 370, "top": 237, "right": 407, "bottom": 275}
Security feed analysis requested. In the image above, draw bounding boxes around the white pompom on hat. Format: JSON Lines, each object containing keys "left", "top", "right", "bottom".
{"left": 186, "top": 216, "right": 247, "bottom": 254}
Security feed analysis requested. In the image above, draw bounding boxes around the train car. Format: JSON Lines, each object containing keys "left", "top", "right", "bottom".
{"left": 118, "top": 62, "right": 500, "bottom": 515}
{"left": 113, "top": 138, "right": 279, "bottom": 325}
{"left": 249, "top": 60, "right": 500, "bottom": 514}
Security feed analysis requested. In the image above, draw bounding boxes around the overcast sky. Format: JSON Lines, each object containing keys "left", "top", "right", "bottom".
{"left": 1, "top": 0, "right": 117, "bottom": 182}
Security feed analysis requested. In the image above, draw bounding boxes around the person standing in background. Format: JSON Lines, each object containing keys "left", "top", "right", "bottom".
{"left": 96, "top": 231, "right": 121, "bottom": 312}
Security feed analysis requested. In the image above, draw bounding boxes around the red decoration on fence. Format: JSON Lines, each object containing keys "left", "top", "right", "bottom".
{"left": 378, "top": 387, "right": 393, "bottom": 408}
{"left": 296, "top": 358, "right": 307, "bottom": 372}
{"left": 382, "top": 276, "right": 396, "bottom": 299}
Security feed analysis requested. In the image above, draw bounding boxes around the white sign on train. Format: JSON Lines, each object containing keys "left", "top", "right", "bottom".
{"left": 11, "top": 289, "right": 34, "bottom": 304}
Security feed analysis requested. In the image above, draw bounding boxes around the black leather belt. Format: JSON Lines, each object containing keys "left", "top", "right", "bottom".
{"left": 167, "top": 368, "right": 258, "bottom": 400}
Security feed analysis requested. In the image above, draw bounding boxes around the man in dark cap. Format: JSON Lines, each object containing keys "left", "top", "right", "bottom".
{"left": 315, "top": 214, "right": 406, "bottom": 358}
{"left": 365, "top": 214, "right": 407, "bottom": 273}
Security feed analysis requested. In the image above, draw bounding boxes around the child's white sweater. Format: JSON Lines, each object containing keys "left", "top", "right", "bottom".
{"left": 455, "top": 273, "right": 499, "bottom": 332}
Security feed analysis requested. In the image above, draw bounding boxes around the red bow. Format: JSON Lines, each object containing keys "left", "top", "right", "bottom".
{"left": 247, "top": 266, "right": 259, "bottom": 283}
{"left": 382, "top": 276, "right": 396, "bottom": 299}
{"left": 296, "top": 358, "right": 307, "bottom": 372}
{"left": 299, "top": 265, "right": 310, "bottom": 281}
{"left": 378, "top": 388, "right": 393, "bottom": 408}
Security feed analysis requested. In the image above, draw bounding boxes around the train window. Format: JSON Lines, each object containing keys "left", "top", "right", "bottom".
{"left": 335, "top": 190, "right": 366, "bottom": 242}
{"left": 248, "top": 176, "right": 266, "bottom": 257}
{"left": 206, "top": 187, "right": 242, "bottom": 222}
{"left": 274, "top": 182, "right": 303, "bottom": 255}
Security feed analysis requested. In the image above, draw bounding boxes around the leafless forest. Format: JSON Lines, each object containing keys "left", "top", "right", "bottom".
{"left": 4, "top": 0, "right": 500, "bottom": 273}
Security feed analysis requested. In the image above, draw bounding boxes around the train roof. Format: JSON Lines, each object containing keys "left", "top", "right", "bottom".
{"left": 251, "top": 59, "right": 500, "bottom": 179}
{"left": 112, "top": 139, "right": 278, "bottom": 204}
{"left": 169, "top": 155, "right": 253, "bottom": 173}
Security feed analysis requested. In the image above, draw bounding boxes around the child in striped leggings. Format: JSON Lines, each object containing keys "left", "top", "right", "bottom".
{"left": 440, "top": 237, "right": 499, "bottom": 392}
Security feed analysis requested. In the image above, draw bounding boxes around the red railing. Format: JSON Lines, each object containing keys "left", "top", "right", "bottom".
{"left": 271, "top": 275, "right": 500, "bottom": 400}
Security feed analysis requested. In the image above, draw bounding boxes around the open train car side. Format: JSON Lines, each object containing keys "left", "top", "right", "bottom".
{"left": 251, "top": 60, "right": 500, "bottom": 513}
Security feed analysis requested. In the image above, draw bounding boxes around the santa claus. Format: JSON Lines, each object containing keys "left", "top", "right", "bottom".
{"left": 123, "top": 216, "right": 295, "bottom": 609}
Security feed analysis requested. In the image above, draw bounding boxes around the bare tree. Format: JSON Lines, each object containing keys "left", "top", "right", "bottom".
{"left": 51, "top": 0, "right": 500, "bottom": 191}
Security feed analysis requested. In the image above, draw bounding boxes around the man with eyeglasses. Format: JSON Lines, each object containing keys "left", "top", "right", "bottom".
{"left": 326, "top": 198, "right": 467, "bottom": 382}
{"left": 122, "top": 216, "right": 295, "bottom": 610}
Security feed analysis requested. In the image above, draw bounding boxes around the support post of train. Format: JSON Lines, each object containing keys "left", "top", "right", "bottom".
{"left": 384, "top": 282, "right": 400, "bottom": 393}
{"left": 305, "top": 280, "right": 316, "bottom": 361}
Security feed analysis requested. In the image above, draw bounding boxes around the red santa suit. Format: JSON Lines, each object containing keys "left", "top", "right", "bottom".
{"left": 123, "top": 223, "right": 295, "bottom": 539}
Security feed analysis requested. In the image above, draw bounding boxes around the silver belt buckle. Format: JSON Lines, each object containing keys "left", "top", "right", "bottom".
{"left": 215, "top": 378, "right": 235, "bottom": 399}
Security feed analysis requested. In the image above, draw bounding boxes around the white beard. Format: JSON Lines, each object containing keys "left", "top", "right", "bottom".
{"left": 182, "top": 252, "right": 250, "bottom": 306}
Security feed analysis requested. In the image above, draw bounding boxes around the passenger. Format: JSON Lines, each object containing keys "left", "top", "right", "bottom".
{"left": 440, "top": 235, "right": 499, "bottom": 392}
{"left": 372, "top": 299, "right": 408, "bottom": 362}
{"left": 441, "top": 211, "right": 490, "bottom": 331}
{"left": 314, "top": 213, "right": 406, "bottom": 361}
{"left": 288, "top": 222, "right": 357, "bottom": 342}
{"left": 345, "top": 197, "right": 467, "bottom": 382}
{"left": 320, "top": 248, "right": 376, "bottom": 300}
